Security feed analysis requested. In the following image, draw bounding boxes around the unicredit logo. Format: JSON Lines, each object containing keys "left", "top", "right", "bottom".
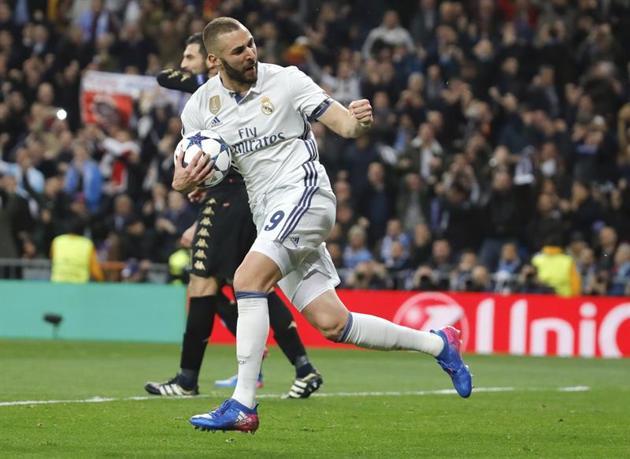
{"left": 393, "top": 292, "right": 470, "bottom": 350}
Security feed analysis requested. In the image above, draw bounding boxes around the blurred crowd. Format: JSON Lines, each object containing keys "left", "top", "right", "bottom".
{"left": 0, "top": 0, "right": 629, "bottom": 295}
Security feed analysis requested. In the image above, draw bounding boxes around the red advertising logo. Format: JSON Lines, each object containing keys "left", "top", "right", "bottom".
{"left": 392, "top": 292, "right": 471, "bottom": 350}
{"left": 212, "top": 288, "right": 630, "bottom": 358}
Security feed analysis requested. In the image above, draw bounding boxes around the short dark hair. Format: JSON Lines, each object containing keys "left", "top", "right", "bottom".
{"left": 186, "top": 33, "right": 207, "bottom": 59}
{"left": 202, "top": 17, "right": 244, "bottom": 54}
{"left": 67, "top": 216, "right": 87, "bottom": 235}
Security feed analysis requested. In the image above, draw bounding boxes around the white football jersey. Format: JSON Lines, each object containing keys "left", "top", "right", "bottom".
{"left": 181, "top": 63, "right": 334, "bottom": 208}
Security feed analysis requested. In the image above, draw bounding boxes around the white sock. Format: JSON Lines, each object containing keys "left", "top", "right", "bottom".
{"left": 232, "top": 294, "right": 269, "bottom": 409}
{"left": 341, "top": 313, "right": 444, "bottom": 356}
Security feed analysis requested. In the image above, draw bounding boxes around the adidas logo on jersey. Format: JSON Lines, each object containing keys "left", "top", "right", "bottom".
{"left": 210, "top": 116, "right": 222, "bottom": 127}
{"left": 289, "top": 236, "right": 300, "bottom": 246}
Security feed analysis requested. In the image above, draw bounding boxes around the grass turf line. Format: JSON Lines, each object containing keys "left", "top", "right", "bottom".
{"left": 1, "top": 340, "right": 629, "bottom": 458}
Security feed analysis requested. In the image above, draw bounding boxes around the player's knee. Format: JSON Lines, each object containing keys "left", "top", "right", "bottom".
{"left": 188, "top": 275, "right": 219, "bottom": 297}
{"left": 316, "top": 315, "right": 347, "bottom": 342}
{"left": 232, "top": 268, "right": 250, "bottom": 293}
{"left": 302, "top": 291, "right": 350, "bottom": 342}
{"left": 234, "top": 251, "right": 283, "bottom": 294}
{"left": 233, "top": 264, "right": 275, "bottom": 293}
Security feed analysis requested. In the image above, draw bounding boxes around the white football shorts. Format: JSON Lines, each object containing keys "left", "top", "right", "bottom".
{"left": 250, "top": 186, "right": 340, "bottom": 310}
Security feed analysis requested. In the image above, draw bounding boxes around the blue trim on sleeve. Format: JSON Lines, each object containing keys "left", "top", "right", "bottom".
{"left": 308, "top": 98, "right": 332, "bottom": 122}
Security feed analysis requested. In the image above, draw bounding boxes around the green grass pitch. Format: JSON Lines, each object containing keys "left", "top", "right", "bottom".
{"left": 1, "top": 340, "right": 629, "bottom": 458}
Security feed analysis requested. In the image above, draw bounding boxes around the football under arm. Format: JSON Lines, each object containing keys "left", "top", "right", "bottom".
{"left": 317, "top": 100, "right": 371, "bottom": 139}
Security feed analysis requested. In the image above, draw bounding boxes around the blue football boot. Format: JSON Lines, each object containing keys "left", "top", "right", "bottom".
{"left": 190, "top": 399, "right": 259, "bottom": 433}
{"left": 431, "top": 326, "right": 473, "bottom": 398}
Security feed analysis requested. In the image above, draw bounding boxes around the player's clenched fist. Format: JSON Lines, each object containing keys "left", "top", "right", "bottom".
{"left": 348, "top": 99, "right": 373, "bottom": 127}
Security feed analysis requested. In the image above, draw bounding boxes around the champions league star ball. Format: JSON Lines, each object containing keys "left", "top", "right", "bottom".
{"left": 174, "top": 130, "right": 231, "bottom": 188}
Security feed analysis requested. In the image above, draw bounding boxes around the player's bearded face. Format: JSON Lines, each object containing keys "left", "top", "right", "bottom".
{"left": 220, "top": 58, "right": 258, "bottom": 84}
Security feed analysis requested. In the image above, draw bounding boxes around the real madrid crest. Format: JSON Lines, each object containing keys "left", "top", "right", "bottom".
{"left": 261, "top": 96, "right": 274, "bottom": 115}
{"left": 209, "top": 95, "right": 221, "bottom": 114}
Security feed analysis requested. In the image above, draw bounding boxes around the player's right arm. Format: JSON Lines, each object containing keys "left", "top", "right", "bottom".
{"left": 317, "top": 99, "right": 373, "bottom": 138}
{"left": 287, "top": 66, "right": 373, "bottom": 139}
{"left": 172, "top": 147, "right": 213, "bottom": 193}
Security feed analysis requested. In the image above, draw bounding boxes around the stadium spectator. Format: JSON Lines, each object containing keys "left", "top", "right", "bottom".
{"left": 595, "top": 226, "right": 618, "bottom": 271}
{"left": 120, "top": 258, "right": 150, "bottom": 283}
{"left": 401, "top": 122, "right": 443, "bottom": 181}
{"left": 102, "top": 193, "right": 136, "bottom": 237}
{"left": 577, "top": 246, "right": 598, "bottom": 290}
{"left": 100, "top": 128, "right": 142, "bottom": 197}
{"left": 336, "top": 202, "right": 358, "bottom": 237}
{"left": 609, "top": 243, "right": 630, "bottom": 296}
{"left": 357, "top": 162, "right": 396, "bottom": 244}
{"left": 494, "top": 242, "right": 522, "bottom": 293}
{"left": 409, "top": 0, "right": 438, "bottom": 45}
{"left": 333, "top": 178, "right": 353, "bottom": 208}
{"left": 384, "top": 239, "right": 412, "bottom": 289}
{"left": 343, "top": 134, "right": 379, "bottom": 196}
{"left": 450, "top": 250, "right": 477, "bottom": 292}
{"left": 559, "top": 180, "right": 604, "bottom": 243}
{"left": 345, "top": 260, "right": 389, "bottom": 290}
{"left": 50, "top": 216, "right": 104, "bottom": 283}
{"left": 0, "top": 173, "right": 34, "bottom": 263}
{"left": 516, "top": 264, "right": 555, "bottom": 294}
{"left": 429, "top": 238, "right": 453, "bottom": 289}
{"left": 584, "top": 268, "right": 612, "bottom": 296}
{"left": 528, "top": 193, "right": 563, "bottom": 252}
{"left": 362, "top": 10, "right": 414, "bottom": 59}
{"left": 567, "top": 232, "right": 588, "bottom": 261}
{"left": 38, "top": 175, "right": 72, "bottom": 255}
{"left": 479, "top": 170, "right": 520, "bottom": 270}
{"left": 465, "top": 265, "right": 494, "bottom": 293}
{"left": 342, "top": 225, "right": 373, "bottom": 271}
{"left": 396, "top": 172, "right": 429, "bottom": 233}
{"left": 153, "top": 190, "right": 196, "bottom": 262}
{"left": 0, "top": 0, "right": 627, "bottom": 295}
{"left": 496, "top": 242, "right": 522, "bottom": 278}
{"left": 432, "top": 181, "right": 479, "bottom": 253}
{"left": 607, "top": 186, "right": 630, "bottom": 239}
{"left": 380, "top": 218, "right": 410, "bottom": 263}
{"left": 532, "top": 228, "right": 581, "bottom": 297}
{"left": 320, "top": 61, "right": 361, "bottom": 108}
{"left": 0, "top": 147, "right": 45, "bottom": 218}
{"left": 410, "top": 264, "right": 438, "bottom": 291}
{"left": 75, "top": 0, "right": 118, "bottom": 45}
{"left": 63, "top": 142, "right": 103, "bottom": 214}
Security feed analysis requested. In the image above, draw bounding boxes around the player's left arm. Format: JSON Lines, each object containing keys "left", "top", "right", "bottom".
{"left": 317, "top": 99, "right": 373, "bottom": 139}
